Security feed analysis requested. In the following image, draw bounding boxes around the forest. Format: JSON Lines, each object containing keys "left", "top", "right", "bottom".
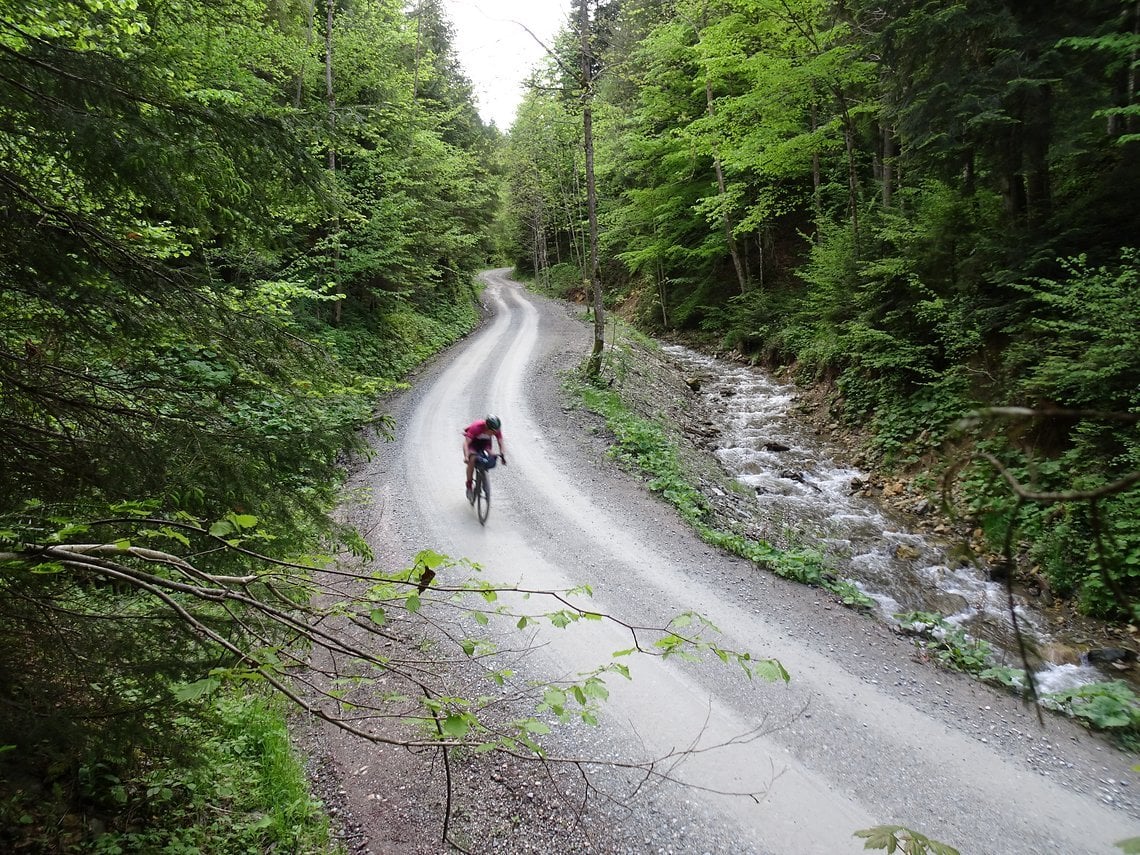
{"left": 2, "top": 0, "right": 1139, "bottom": 850}
{"left": 506, "top": 0, "right": 1140, "bottom": 622}
{"left": 0, "top": 0, "right": 502, "bottom": 849}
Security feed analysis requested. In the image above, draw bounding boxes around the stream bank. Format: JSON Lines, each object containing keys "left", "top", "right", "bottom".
{"left": 605, "top": 329, "right": 1137, "bottom": 693}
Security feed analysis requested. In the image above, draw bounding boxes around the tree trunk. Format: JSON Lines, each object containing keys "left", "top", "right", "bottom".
{"left": 530, "top": 211, "right": 540, "bottom": 279}
{"left": 844, "top": 117, "right": 859, "bottom": 239}
{"left": 325, "top": 0, "right": 336, "bottom": 174}
{"left": 325, "top": 0, "right": 342, "bottom": 326}
{"left": 826, "top": 82, "right": 861, "bottom": 240}
{"left": 674, "top": 6, "right": 747, "bottom": 289}
{"left": 1023, "top": 84, "right": 1052, "bottom": 225}
{"left": 705, "top": 81, "right": 748, "bottom": 294}
{"left": 811, "top": 103, "right": 822, "bottom": 218}
{"left": 1130, "top": 0, "right": 1139, "bottom": 135}
{"left": 580, "top": 0, "right": 605, "bottom": 379}
{"left": 1000, "top": 127, "right": 1026, "bottom": 221}
{"left": 294, "top": 0, "right": 315, "bottom": 108}
{"left": 569, "top": 153, "right": 585, "bottom": 271}
{"left": 881, "top": 124, "right": 895, "bottom": 208}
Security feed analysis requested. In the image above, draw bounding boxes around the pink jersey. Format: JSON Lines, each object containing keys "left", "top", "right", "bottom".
{"left": 464, "top": 420, "right": 501, "bottom": 442}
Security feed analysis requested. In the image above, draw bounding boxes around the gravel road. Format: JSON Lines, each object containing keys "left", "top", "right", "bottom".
{"left": 304, "top": 269, "right": 1140, "bottom": 855}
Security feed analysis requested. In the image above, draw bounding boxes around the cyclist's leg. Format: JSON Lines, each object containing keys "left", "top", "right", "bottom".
{"left": 464, "top": 439, "right": 477, "bottom": 491}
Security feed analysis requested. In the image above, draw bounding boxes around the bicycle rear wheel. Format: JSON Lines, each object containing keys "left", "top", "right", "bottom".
{"left": 475, "top": 470, "right": 491, "bottom": 525}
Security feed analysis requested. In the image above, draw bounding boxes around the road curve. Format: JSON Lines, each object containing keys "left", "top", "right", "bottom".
{"left": 360, "top": 269, "right": 1139, "bottom": 854}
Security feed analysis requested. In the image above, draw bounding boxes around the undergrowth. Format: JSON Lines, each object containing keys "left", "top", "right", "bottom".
{"left": 0, "top": 690, "right": 337, "bottom": 854}
{"left": 896, "top": 611, "right": 1140, "bottom": 747}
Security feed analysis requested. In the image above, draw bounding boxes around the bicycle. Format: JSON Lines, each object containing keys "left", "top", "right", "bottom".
{"left": 467, "top": 452, "right": 499, "bottom": 525}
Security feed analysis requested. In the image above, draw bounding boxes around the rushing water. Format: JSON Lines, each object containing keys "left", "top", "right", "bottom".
{"left": 664, "top": 344, "right": 1108, "bottom": 694}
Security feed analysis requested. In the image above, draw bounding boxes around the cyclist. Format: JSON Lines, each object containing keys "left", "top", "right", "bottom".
{"left": 463, "top": 415, "right": 507, "bottom": 500}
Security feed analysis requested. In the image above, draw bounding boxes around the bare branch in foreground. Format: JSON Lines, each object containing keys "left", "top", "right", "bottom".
{"left": 0, "top": 516, "right": 792, "bottom": 841}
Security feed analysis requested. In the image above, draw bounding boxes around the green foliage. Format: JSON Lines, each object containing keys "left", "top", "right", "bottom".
{"left": 1, "top": 0, "right": 500, "bottom": 846}
{"left": 506, "top": 0, "right": 1140, "bottom": 624}
{"left": 979, "top": 666, "right": 1029, "bottom": 694}
{"left": 0, "top": 511, "right": 328, "bottom": 819}
{"left": 954, "top": 431, "right": 1140, "bottom": 619}
{"left": 855, "top": 825, "right": 959, "bottom": 855}
{"left": 899, "top": 617, "right": 1140, "bottom": 740}
{"left": 315, "top": 291, "right": 479, "bottom": 380}
{"left": 1, "top": 514, "right": 788, "bottom": 846}
{"left": 894, "top": 612, "right": 995, "bottom": 675}
{"left": 1041, "top": 681, "right": 1140, "bottom": 738}
{"left": 537, "top": 263, "right": 587, "bottom": 300}
{"left": 0, "top": 692, "right": 334, "bottom": 854}
{"left": 989, "top": 252, "right": 1140, "bottom": 615}
{"left": 504, "top": 88, "right": 588, "bottom": 278}
{"left": 824, "top": 577, "right": 876, "bottom": 609}
{"left": 1010, "top": 251, "right": 1140, "bottom": 412}
{"left": 572, "top": 378, "right": 711, "bottom": 526}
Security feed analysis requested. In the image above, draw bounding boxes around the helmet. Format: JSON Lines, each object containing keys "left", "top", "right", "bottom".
{"left": 485, "top": 415, "right": 501, "bottom": 431}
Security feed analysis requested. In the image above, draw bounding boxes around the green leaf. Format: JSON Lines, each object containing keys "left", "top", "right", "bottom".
{"left": 582, "top": 679, "right": 608, "bottom": 701}
{"left": 50, "top": 522, "right": 90, "bottom": 541}
{"left": 1115, "top": 837, "right": 1140, "bottom": 854}
{"left": 414, "top": 549, "right": 449, "bottom": 570}
{"left": 751, "top": 659, "right": 791, "bottom": 683}
{"left": 517, "top": 616, "right": 529, "bottom": 629}
{"left": 855, "top": 825, "right": 959, "bottom": 855}
{"left": 549, "top": 610, "right": 574, "bottom": 628}
{"left": 405, "top": 595, "right": 421, "bottom": 613}
{"left": 160, "top": 527, "right": 191, "bottom": 547}
{"left": 172, "top": 677, "right": 221, "bottom": 702}
{"left": 441, "top": 714, "right": 470, "bottom": 738}
{"left": 543, "top": 688, "right": 567, "bottom": 710}
{"left": 854, "top": 826, "right": 902, "bottom": 850}
{"left": 209, "top": 520, "right": 234, "bottom": 538}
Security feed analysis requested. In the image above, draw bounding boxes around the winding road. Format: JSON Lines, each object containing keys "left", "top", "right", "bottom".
{"left": 351, "top": 269, "right": 1139, "bottom": 854}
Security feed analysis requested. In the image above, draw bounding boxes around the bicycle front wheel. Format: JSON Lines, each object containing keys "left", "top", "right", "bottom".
{"left": 475, "top": 471, "right": 491, "bottom": 525}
